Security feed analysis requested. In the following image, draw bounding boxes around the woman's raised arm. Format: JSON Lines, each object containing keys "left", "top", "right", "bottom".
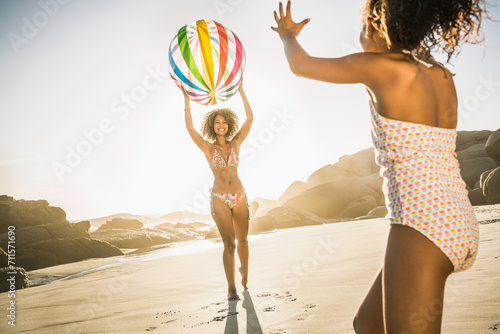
{"left": 232, "top": 80, "right": 254, "bottom": 145}
{"left": 183, "top": 88, "right": 209, "bottom": 151}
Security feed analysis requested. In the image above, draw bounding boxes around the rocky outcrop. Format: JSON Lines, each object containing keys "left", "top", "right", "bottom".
{"left": 91, "top": 227, "right": 201, "bottom": 249}
{"left": 0, "top": 267, "right": 29, "bottom": 293}
{"left": 16, "top": 238, "right": 123, "bottom": 271}
{"left": 284, "top": 178, "right": 382, "bottom": 219}
{"left": 0, "top": 197, "right": 124, "bottom": 272}
{"left": 0, "top": 196, "right": 68, "bottom": 231}
{"left": 485, "top": 128, "right": 500, "bottom": 158}
{"left": 96, "top": 218, "right": 143, "bottom": 231}
{"left": 483, "top": 167, "right": 500, "bottom": 204}
{"left": 278, "top": 181, "right": 308, "bottom": 204}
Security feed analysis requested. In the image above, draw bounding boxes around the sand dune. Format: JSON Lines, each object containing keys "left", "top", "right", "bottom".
{"left": 1, "top": 206, "right": 499, "bottom": 333}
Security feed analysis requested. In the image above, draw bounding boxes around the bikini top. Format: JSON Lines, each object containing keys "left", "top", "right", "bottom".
{"left": 212, "top": 142, "right": 239, "bottom": 169}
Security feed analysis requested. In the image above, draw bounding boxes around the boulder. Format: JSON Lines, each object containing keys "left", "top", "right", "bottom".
{"left": 0, "top": 198, "right": 68, "bottom": 231}
{"left": 0, "top": 221, "right": 90, "bottom": 248}
{"left": 266, "top": 206, "right": 324, "bottom": 230}
{"left": 278, "top": 181, "right": 308, "bottom": 204}
{"left": 360, "top": 173, "right": 384, "bottom": 196}
{"left": 249, "top": 201, "right": 259, "bottom": 219}
{"left": 173, "top": 222, "right": 209, "bottom": 229}
{"left": 456, "top": 143, "right": 490, "bottom": 161}
{"left": 92, "top": 227, "right": 200, "bottom": 249}
{"left": 0, "top": 267, "right": 29, "bottom": 292}
{"left": 284, "top": 177, "right": 382, "bottom": 218}
{"left": 341, "top": 196, "right": 379, "bottom": 218}
{"left": 459, "top": 157, "right": 498, "bottom": 188}
{"left": 17, "top": 238, "right": 123, "bottom": 271}
{"left": 456, "top": 130, "right": 492, "bottom": 152}
{"left": 485, "top": 128, "right": 500, "bottom": 158}
{"left": 335, "top": 148, "right": 378, "bottom": 178}
{"left": 250, "top": 198, "right": 280, "bottom": 218}
{"left": 468, "top": 188, "right": 487, "bottom": 206}
{"left": 483, "top": 167, "right": 500, "bottom": 204}
{"left": 73, "top": 220, "right": 91, "bottom": 234}
{"left": 367, "top": 205, "right": 388, "bottom": 218}
{"left": 480, "top": 169, "right": 495, "bottom": 188}
{"left": 307, "top": 164, "right": 352, "bottom": 188}
{"left": 96, "top": 218, "right": 143, "bottom": 231}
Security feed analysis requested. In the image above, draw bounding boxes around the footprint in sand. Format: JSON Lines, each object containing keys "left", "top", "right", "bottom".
{"left": 489, "top": 323, "right": 500, "bottom": 331}
{"left": 145, "top": 326, "right": 157, "bottom": 331}
{"left": 262, "top": 305, "right": 276, "bottom": 312}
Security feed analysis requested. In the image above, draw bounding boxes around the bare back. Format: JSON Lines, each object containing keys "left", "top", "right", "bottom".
{"left": 366, "top": 52, "right": 458, "bottom": 129}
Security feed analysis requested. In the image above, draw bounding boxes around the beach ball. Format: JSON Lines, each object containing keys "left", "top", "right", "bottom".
{"left": 168, "top": 19, "right": 246, "bottom": 105}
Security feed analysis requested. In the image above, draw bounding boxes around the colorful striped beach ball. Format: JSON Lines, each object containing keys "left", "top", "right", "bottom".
{"left": 168, "top": 19, "right": 246, "bottom": 105}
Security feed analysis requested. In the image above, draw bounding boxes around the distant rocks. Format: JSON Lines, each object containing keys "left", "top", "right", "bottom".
{"left": 96, "top": 218, "right": 143, "bottom": 231}
{"left": 0, "top": 197, "right": 123, "bottom": 272}
{"left": 91, "top": 227, "right": 201, "bottom": 249}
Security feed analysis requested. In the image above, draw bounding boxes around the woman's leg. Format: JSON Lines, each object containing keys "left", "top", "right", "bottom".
{"left": 232, "top": 196, "right": 250, "bottom": 289}
{"left": 354, "top": 224, "right": 454, "bottom": 334}
{"left": 211, "top": 194, "right": 239, "bottom": 300}
{"left": 383, "top": 224, "right": 454, "bottom": 334}
{"left": 353, "top": 267, "right": 384, "bottom": 333}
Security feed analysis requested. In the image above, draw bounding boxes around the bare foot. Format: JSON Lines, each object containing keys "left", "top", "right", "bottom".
{"left": 228, "top": 289, "right": 240, "bottom": 301}
{"left": 239, "top": 267, "right": 248, "bottom": 289}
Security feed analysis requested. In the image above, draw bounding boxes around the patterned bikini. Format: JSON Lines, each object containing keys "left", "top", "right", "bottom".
{"left": 210, "top": 142, "right": 248, "bottom": 217}
{"left": 370, "top": 100, "right": 479, "bottom": 272}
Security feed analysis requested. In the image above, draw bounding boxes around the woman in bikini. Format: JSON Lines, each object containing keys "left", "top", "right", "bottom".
{"left": 183, "top": 81, "right": 253, "bottom": 301}
{"left": 272, "top": 0, "right": 484, "bottom": 332}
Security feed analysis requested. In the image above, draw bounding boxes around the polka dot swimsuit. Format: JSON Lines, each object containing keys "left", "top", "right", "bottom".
{"left": 370, "top": 100, "right": 478, "bottom": 272}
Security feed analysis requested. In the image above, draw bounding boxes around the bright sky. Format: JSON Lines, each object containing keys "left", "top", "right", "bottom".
{"left": 1, "top": 0, "right": 499, "bottom": 220}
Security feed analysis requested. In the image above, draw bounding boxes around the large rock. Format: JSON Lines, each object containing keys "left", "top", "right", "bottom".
{"left": 96, "top": 218, "right": 143, "bottom": 231}
{"left": 468, "top": 188, "right": 487, "bottom": 206}
{"left": 456, "top": 143, "right": 490, "bottom": 161}
{"left": 335, "top": 148, "right": 379, "bottom": 178}
{"left": 483, "top": 167, "right": 500, "bottom": 204}
{"left": 307, "top": 148, "right": 379, "bottom": 188}
{"left": 0, "top": 222, "right": 90, "bottom": 248}
{"left": 17, "top": 238, "right": 123, "bottom": 271}
{"left": 459, "top": 157, "right": 498, "bottom": 188}
{"left": 485, "top": 128, "right": 500, "bottom": 158}
{"left": 307, "top": 164, "right": 352, "bottom": 188}
{"left": 0, "top": 267, "right": 29, "bottom": 292}
{"left": 0, "top": 197, "right": 68, "bottom": 231}
{"left": 456, "top": 130, "right": 492, "bottom": 152}
{"left": 284, "top": 177, "right": 383, "bottom": 218}
{"left": 360, "top": 173, "right": 384, "bottom": 196}
{"left": 278, "top": 181, "right": 308, "bottom": 204}
{"left": 92, "top": 227, "right": 201, "bottom": 249}
{"left": 341, "top": 196, "right": 379, "bottom": 218}
{"left": 480, "top": 169, "right": 495, "bottom": 188}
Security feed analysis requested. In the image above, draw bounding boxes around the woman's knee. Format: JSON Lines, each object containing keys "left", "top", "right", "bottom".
{"left": 223, "top": 239, "right": 236, "bottom": 253}
{"left": 237, "top": 238, "right": 248, "bottom": 248}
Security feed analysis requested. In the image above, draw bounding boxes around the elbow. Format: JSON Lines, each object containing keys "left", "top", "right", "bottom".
{"left": 288, "top": 60, "right": 305, "bottom": 77}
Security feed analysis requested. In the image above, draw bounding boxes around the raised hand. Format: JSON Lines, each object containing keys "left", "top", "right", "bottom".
{"left": 271, "top": 0, "right": 310, "bottom": 40}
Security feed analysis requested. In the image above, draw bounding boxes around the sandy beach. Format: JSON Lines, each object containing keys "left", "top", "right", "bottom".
{"left": 1, "top": 205, "right": 499, "bottom": 333}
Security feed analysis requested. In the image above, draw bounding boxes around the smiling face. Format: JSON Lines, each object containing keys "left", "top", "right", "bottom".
{"left": 213, "top": 114, "right": 228, "bottom": 136}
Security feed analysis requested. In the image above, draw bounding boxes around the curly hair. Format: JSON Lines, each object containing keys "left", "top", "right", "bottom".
{"left": 363, "top": 0, "right": 486, "bottom": 61}
{"left": 201, "top": 108, "right": 240, "bottom": 142}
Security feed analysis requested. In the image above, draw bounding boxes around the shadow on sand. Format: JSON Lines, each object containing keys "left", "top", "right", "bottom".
{"left": 224, "top": 290, "right": 263, "bottom": 334}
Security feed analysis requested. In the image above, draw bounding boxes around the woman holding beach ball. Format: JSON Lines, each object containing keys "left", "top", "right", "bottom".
{"left": 272, "top": 0, "right": 484, "bottom": 332}
{"left": 182, "top": 82, "right": 253, "bottom": 300}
